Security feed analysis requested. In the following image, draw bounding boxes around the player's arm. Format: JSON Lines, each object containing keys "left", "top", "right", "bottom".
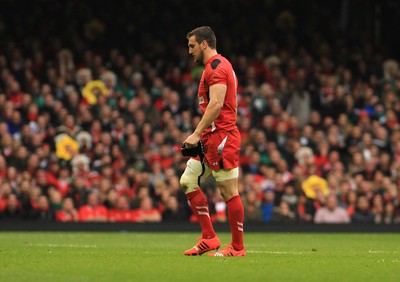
{"left": 184, "top": 84, "right": 227, "bottom": 146}
{"left": 195, "top": 84, "right": 226, "bottom": 135}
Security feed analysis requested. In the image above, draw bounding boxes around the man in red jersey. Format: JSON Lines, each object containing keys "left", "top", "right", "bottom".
{"left": 107, "top": 196, "right": 137, "bottom": 222}
{"left": 180, "top": 26, "right": 245, "bottom": 257}
{"left": 78, "top": 191, "right": 108, "bottom": 222}
{"left": 55, "top": 197, "right": 79, "bottom": 222}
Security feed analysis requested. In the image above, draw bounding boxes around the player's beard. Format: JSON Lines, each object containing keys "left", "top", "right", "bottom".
{"left": 194, "top": 50, "right": 204, "bottom": 64}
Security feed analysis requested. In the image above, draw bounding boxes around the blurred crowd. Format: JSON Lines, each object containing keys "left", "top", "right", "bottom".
{"left": 1, "top": 1, "right": 400, "bottom": 224}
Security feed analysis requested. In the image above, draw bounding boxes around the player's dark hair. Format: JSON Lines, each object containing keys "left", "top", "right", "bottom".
{"left": 186, "top": 26, "right": 216, "bottom": 49}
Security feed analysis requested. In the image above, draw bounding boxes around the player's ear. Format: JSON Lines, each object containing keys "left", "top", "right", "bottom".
{"left": 201, "top": 40, "right": 207, "bottom": 50}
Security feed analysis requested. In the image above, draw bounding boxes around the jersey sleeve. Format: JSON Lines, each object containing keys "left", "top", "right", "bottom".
{"left": 208, "top": 61, "right": 228, "bottom": 86}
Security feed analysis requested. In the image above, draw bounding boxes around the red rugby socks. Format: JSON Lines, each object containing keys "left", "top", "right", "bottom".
{"left": 186, "top": 189, "right": 216, "bottom": 239}
{"left": 226, "top": 195, "right": 244, "bottom": 251}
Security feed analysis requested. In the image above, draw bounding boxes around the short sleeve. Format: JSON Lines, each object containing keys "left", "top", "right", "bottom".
{"left": 209, "top": 66, "right": 227, "bottom": 86}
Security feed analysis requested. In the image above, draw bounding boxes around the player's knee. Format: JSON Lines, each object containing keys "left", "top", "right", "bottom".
{"left": 179, "top": 174, "right": 189, "bottom": 193}
{"left": 219, "top": 189, "right": 228, "bottom": 201}
{"left": 180, "top": 173, "right": 198, "bottom": 194}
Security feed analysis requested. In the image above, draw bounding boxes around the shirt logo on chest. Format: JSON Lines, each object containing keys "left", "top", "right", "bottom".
{"left": 198, "top": 97, "right": 204, "bottom": 104}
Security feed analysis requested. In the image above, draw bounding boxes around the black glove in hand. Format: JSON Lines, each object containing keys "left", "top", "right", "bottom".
{"left": 181, "top": 140, "right": 205, "bottom": 158}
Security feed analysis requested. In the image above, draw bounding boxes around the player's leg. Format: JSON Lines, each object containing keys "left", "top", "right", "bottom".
{"left": 201, "top": 128, "right": 245, "bottom": 256}
{"left": 208, "top": 168, "right": 246, "bottom": 257}
{"left": 180, "top": 158, "right": 220, "bottom": 255}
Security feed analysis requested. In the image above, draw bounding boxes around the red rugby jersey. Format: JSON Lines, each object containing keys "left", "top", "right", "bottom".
{"left": 198, "top": 54, "right": 238, "bottom": 135}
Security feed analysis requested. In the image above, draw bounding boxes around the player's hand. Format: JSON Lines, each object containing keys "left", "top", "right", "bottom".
{"left": 183, "top": 132, "right": 201, "bottom": 148}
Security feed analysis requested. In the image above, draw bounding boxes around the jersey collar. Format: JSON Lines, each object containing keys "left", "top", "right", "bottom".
{"left": 205, "top": 54, "right": 220, "bottom": 65}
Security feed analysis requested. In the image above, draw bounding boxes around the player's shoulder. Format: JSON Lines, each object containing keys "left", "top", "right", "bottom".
{"left": 210, "top": 58, "right": 221, "bottom": 70}
{"left": 208, "top": 55, "right": 231, "bottom": 71}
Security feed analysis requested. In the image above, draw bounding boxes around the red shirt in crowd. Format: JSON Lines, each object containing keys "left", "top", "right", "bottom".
{"left": 78, "top": 205, "right": 108, "bottom": 222}
{"left": 55, "top": 210, "right": 78, "bottom": 222}
{"left": 0, "top": 197, "right": 7, "bottom": 212}
{"left": 108, "top": 209, "right": 138, "bottom": 222}
{"left": 132, "top": 208, "right": 161, "bottom": 222}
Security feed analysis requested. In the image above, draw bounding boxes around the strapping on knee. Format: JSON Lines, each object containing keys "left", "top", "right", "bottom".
{"left": 180, "top": 174, "right": 199, "bottom": 194}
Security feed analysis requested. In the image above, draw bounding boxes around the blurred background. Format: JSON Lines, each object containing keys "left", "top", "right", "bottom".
{"left": 0, "top": 0, "right": 400, "bottom": 225}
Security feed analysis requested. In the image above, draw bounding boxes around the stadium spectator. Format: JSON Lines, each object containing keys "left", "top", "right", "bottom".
{"left": 371, "top": 194, "right": 385, "bottom": 224}
{"left": 107, "top": 195, "right": 136, "bottom": 222}
{"left": 132, "top": 196, "right": 161, "bottom": 223}
{"left": 271, "top": 200, "right": 297, "bottom": 223}
{"left": 1, "top": 194, "right": 22, "bottom": 220}
{"left": 56, "top": 167, "right": 72, "bottom": 197}
{"left": 314, "top": 195, "right": 350, "bottom": 224}
{"left": 351, "top": 196, "right": 375, "bottom": 224}
{"left": 78, "top": 192, "right": 108, "bottom": 222}
{"left": 0, "top": 155, "right": 7, "bottom": 179}
{"left": 344, "top": 190, "right": 358, "bottom": 217}
{"left": 29, "top": 195, "right": 53, "bottom": 221}
{"left": 242, "top": 190, "right": 263, "bottom": 222}
{"left": 382, "top": 202, "right": 400, "bottom": 224}
{"left": 261, "top": 189, "right": 275, "bottom": 222}
{"left": 210, "top": 191, "right": 228, "bottom": 223}
{"left": 162, "top": 195, "right": 187, "bottom": 222}
{"left": 48, "top": 188, "right": 63, "bottom": 213}
{"left": 296, "top": 194, "right": 314, "bottom": 223}
{"left": 55, "top": 197, "right": 79, "bottom": 222}
{"left": 280, "top": 184, "right": 298, "bottom": 211}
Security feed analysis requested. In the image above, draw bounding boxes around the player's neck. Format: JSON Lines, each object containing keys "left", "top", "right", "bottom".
{"left": 203, "top": 49, "right": 218, "bottom": 65}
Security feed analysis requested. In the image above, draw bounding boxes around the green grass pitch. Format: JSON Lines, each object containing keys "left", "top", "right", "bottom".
{"left": 1, "top": 232, "right": 400, "bottom": 282}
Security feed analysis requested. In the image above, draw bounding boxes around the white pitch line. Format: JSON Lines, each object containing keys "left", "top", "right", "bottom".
{"left": 28, "top": 243, "right": 97, "bottom": 248}
{"left": 368, "top": 250, "right": 385, "bottom": 254}
{"left": 247, "top": 250, "right": 312, "bottom": 255}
